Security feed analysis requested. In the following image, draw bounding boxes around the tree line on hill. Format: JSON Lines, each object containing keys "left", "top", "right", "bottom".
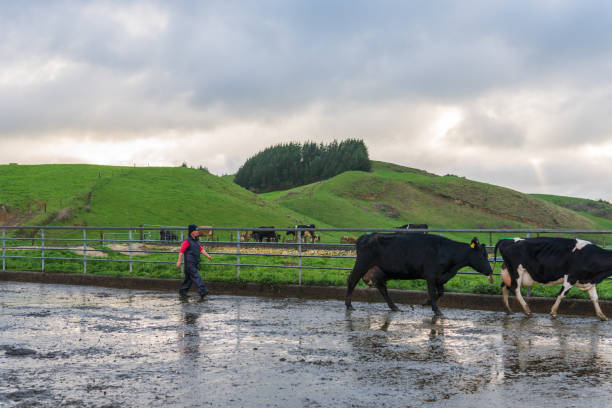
{"left": 234, "top": 139, "right": 371, "bottom": 193}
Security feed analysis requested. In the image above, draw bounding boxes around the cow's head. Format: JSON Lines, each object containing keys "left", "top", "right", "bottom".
{"left": 468, "top": 237, "right": 493, "bottom": 277}
{"left": 362, "top": 265, "right": 384, "bottom": 287}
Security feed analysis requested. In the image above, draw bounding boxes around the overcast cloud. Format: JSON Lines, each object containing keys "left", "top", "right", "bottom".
{"left": 1, "top": 0, "right": 612, "bottom": 201}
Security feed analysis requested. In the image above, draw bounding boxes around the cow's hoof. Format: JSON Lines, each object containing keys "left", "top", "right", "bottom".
{"left": 550, "top": 314, "right": 557, "bottom": 319}
{"left": 600, "top": 316, "right": 609, "bottom": 322}
{"left": 390, "top": 307, "right": 400, "bottom": 312}
{"left": 346, "top": 305, "right": 355, "bottom": 311}
{"left": 434, "top": 310, "right": 443, "bottom": 316}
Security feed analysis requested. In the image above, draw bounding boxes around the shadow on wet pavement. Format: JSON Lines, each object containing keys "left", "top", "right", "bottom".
{"left": 1, "top": 281, "right": 611, "bottom": 407}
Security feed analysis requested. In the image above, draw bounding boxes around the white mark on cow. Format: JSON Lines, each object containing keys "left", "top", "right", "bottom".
{"left": 501, "top": 264, "right": 512, "bottom": 287}
{"left": 517, "top": 264, "right": 563, "bottom": 287}
{"left": 517, "top": 265, "right": 535, "bottom": 287}
{"left": 513, "top": 238, "right": 524, "bottom": 242}
{"left": 573, "top": 239, "right": 591, "bottom": 252}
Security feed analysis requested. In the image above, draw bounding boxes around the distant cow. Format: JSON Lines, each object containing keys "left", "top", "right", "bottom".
{"left": 346, "top": 233, "right": 492, "bottom": 314}
{"left": 197, "top": 226, "right": 214, "bottom": 241}
{"left": 341, "top": 236, "right": 358, "bottom": 244}
{"left": 160, "top": 229, "right": 177, "bottom": 241}
{"left": 394, "top": 224, "right": 428, "bottom": 232}
{"left": 494, "top": 237, "right": 612, "bottom": 320}
{"left": 286, "top": 224, "right": 319, "bottom": 243}
{"left": 252, "top": 227, "right": 280, "bottom": 242}
{"left": 240, "top": 231, "right": 252, "bottom": 242}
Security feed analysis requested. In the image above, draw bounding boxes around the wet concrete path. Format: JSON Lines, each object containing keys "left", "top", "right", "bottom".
{"left": 1, "top": 281, "right": 611, "bottom": 407}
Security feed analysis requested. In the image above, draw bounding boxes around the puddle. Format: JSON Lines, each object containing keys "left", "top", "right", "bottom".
{"left": 1, "top": 281, "right": 611, "bottom": 407}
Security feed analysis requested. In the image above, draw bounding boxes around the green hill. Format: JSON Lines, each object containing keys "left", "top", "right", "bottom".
{"left": 262, "top": 161, "right": 608, "bottom": 242}
{"left": 1, "top": 162, "right": 609, "bottom": 241}
{"left": 0, "top": 164, "right": 315, "bottom": 233}
{"left": 532, "top": 194, "right": 612, "bottom": 229}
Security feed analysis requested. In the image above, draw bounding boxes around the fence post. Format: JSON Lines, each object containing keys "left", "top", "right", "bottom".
{"left": 128, "top": 229, "right": 133, "bottom": 277}
{"left": 2, "top": 228, "right": 5, "bottom": 271}
{"left": 83, "top": 228, "right": 87, "bottom": 274}
{"left": 236, "top": 229, "right": 241, "bottom": 280}
{"left": 41, "top": 228, "right": 45, "bottom": 272}
{"left": 298, "top": 230, "right": 302, "bottom": 285}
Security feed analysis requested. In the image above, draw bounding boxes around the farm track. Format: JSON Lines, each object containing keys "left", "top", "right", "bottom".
{"left": 1, "top": 281, "right": 611, "bottom": 407}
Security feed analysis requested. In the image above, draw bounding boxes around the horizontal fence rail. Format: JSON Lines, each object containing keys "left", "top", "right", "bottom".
{"left": 1, "top": 225, "right": 611, "bottom": 285}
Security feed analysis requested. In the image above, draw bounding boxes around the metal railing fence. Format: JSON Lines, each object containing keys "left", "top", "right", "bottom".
{"left": 1, "top": 225, "right": 611, "bottom": 284}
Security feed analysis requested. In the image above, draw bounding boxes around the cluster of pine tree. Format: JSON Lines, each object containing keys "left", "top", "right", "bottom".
{"left": 234, "top": 139, "right": 371, "bottom": 193}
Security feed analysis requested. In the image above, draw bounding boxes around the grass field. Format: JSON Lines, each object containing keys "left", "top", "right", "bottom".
{"left": 2, "top": 161, "right": 611, "bottom": 301}
{"left": 0, "top": 164, "right": 319, "bottom": 238}
{"left": 262, "top": 161, "right": 609, "bottom": 244}
{"left": 3, "top": 244, "right": 611, "bottom": 301}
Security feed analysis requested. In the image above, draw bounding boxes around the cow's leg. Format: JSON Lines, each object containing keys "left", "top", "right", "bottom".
{"left": 436, "top": 283, "right": 444, "bottom": 299}
{"left": 513, "top": 283, "right": 531, "bottom": 317}
{"left": 550, "top": 276, "right": 572, "bottom": 319}
{"left": 376, "top": 281, "right": 400, "bottom": 312}
{"left": 345, "top": 260, "right": 368, "bottom": 310}
{"left": 501, "top": 283, "right": 512, "bottom": 313}
{"left": 586, "top": 286, "right": 608, "bottom": 321}
{"left": 426, "top": 280, "right": 441, "bottom": 315}
{"left": 513, "top": 268, "right": 532, "bottom": 317}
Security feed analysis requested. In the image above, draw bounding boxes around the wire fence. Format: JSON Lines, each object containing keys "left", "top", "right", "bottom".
{"left": 1, "top": 225, "right": 611, "bottom": 285}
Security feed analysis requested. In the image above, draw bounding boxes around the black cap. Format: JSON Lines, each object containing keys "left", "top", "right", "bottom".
{"left": 188, "top": 224, "right": 198, "bottom": 234}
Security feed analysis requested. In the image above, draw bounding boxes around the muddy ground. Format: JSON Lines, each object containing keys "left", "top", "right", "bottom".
{"left": 1, "top": 281, "right": 611, "bottom": 407}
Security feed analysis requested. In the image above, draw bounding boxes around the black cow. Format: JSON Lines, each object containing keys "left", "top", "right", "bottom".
{"left": 346, "top": 233, "right": 492, "bottom": 314}
{"left": 494, "top": 237, "right": 612, "bottom": 320}
{"left": 252, "top": 227, "right": 280, "bottom": 243}
{"left": 286, "top": 224, "right": 319, "bottom": 243}
{"left": 160, "top": 229, "right": 177, "bottom": 242}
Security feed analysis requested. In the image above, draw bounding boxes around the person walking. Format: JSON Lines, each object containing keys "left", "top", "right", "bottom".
{"left": 177, "top": 224, "right": 213, "bottom": 300}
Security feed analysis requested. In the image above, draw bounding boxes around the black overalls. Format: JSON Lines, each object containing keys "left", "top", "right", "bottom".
{"left": 179, "top": 236, "right": 208, "bottom": 296}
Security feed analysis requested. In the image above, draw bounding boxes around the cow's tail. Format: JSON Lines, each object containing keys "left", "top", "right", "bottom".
{"left": 490, "top": 240, "right": 505, "bottom": 284}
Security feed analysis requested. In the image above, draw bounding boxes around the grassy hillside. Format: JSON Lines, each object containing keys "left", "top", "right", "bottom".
{"left": 0, "top": 164, "right": 315, "bottom": 232}
{"left": 533, "top": 194, "right": 612, "bottom": 225}
{"left": 2, "top": 162, "right": 609, "bottom": 241}
{"left": 2, "top": 162, "right": 610, "bottom": 299}
{"left": 262, "top": 161, "right": 608, "bottom": 243}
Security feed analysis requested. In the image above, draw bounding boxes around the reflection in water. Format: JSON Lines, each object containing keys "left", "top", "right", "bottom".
{"left": 178, "top": 301, "right": 201, "bottom": 359}
{"left": 500, "top": 316, "right": 607, "bottom": 385}
{"left": 343, "top": 309, "right": 506, "bottom": 402}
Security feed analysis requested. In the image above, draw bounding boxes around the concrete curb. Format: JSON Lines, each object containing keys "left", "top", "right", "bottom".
{"left": 1, "top": 270, "right": 610, "bottom": 318}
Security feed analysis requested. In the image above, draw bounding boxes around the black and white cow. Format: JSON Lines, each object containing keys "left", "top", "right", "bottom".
{"left": 494, "top": 237, "right": 612, "bottom": 320}
{"left": 346, "top": 233, "right": 492, "bottom": 314}
{"left": 286, "top": 224, "right": 319, "bottom": 243}
{"left": 252, "top": 227, "right": 280, "bottom": 242}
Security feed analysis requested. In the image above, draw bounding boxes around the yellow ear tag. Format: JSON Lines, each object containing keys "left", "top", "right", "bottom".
{"left": 470, "top": 242, "right": 475, "bottom": 248}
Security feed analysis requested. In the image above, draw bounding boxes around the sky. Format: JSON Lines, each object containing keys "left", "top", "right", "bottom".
{"left": 1, "top": 1, "right": 612, "bottom": 201}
